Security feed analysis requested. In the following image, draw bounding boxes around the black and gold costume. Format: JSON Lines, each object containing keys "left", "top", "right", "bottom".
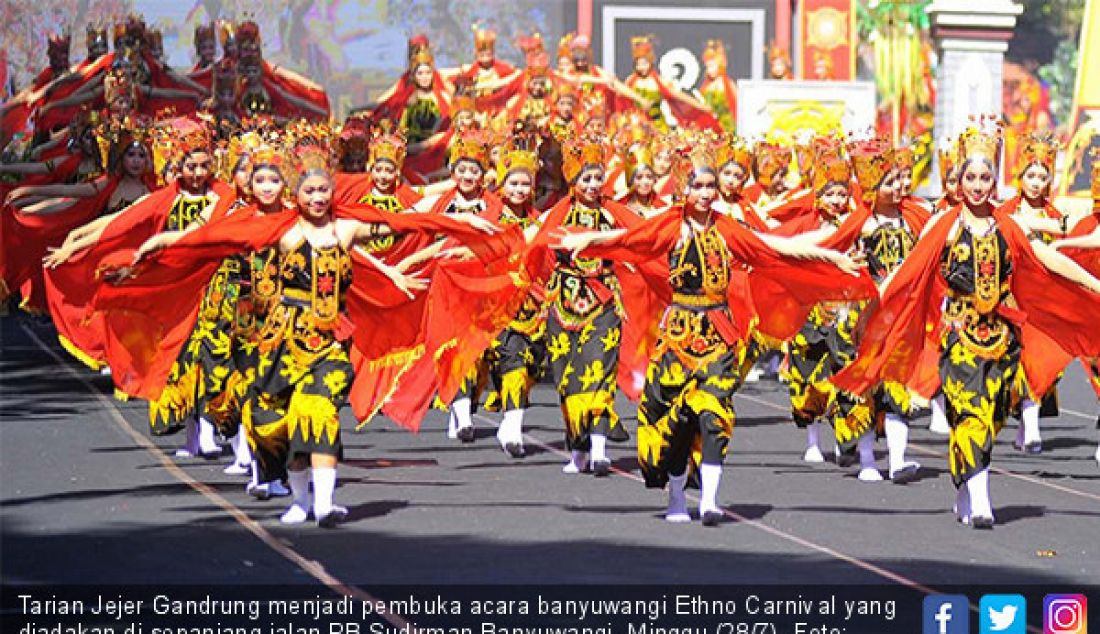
{"left": 401, "top": 97, "right": 442, "bottom": 145}
{"left": 637, "top": 219, "right": 745, "bottom": 488}
{"left": 546, "top": 201, "right": 625, "bottom": 451}
{"left": 149, "top": 191, "right": 219, "bottom": 434}
{"left": 938, "top": 223, "right": 1019, "bottom": 485}
{"left": 241, "top": 238, "right": 354, "bottom": 482}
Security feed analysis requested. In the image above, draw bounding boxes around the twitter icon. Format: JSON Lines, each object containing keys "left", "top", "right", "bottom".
{"left": 981, "top": 595, "right": 1027, "bottom": 634}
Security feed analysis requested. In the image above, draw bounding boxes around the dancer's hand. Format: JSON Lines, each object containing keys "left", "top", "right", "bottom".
{"left": 453, "top": 212, "right": 500, "bottom": 235}
{"left": 832, "top": 249, "right": 866, "bottom": 277}
{"left": 549, "top": 228, "right": 594, "bottom": 258}
{"left": 438, "top": 246, "right": 475, "bottom": 262}
{"left": 43, "top": 245, "right": 75, "bottom": 269}
{"left": 132, "top": 234, "right": 168, "bottom": 265}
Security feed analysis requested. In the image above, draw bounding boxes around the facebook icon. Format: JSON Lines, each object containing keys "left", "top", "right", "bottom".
{"left": 924, "top": 595, "right": 971, "bottom": 634}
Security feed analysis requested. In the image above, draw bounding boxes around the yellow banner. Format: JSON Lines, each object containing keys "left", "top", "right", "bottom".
{"left": 1059, "top": 0, "right": 1100, "bottom": 198}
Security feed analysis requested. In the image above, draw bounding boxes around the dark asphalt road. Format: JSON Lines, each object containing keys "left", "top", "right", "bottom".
{"left": 3, "top": 312, "right": 1099, "bottom": 590}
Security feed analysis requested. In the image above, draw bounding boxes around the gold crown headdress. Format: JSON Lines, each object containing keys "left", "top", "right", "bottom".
{"left": 937, "top": 137, "right": 958, "bottom": 185}
{"left": 562, "top": 133, "right": 607, "bottom": 183}
{"left": 113, "top": 14, "right": 146, "bottom": 48}
{"left": 218, "top": 20, "right": 236, "bottom": 49}
{"left": 218, "top": 130, "right": 265, "bottom": 181}
{"left": 894, "top": 144, "right": 915, "bottom": 171}
{"left": 408, "top": 34, "right": 433, "bottom": 70}
{"left": 1016, "top": 131, "right": 1059, "bottom": 177}
{"left": 334, "top": 116, "right": 371, "bottom": 164}
{"left": 848, "top": 136, "right": 895, "bottom": 203}
{"left": 702, "top": 39, "right": 727, "bottom": 73}
{"left": 370, "top": 120, "right": 408, "bottom": 168}
{"left": 752, "top": 141, "right": 793, "bottom": 187}
{"left": 104, "top": 65, "right": 138, "bottom": 107}
{"left": 145, "top": 29, "right": 164, "bottom": 52}
{"left": 48, "top": 31, "right": 71, "bottom": 57}
{"left": 671, "top": 131, "right": 719, "bottom": 195}
{"left": 448, "top": 128, "right": 491, "bottom": 168}
{"left": 496, "top": 121, "right": 540, "bottom": 186}
{"left": 767, "top": 42, "right": 790, "bottom": 65}
{"left": 811, "top": 140, "right": 852, "bottom": 196}
{"left": 290, "top": 142, "right": 335, "bottom": 192}
{"left": 237, "top": 20, "right": 262, "bottom": 62}
{"left": 86, "top": 24, "right": 108, "bottom": 51}
{"left": 94, "top": 116, "right": 150, "bottom": 175}
{"left": 453, "top": 92, "right": 478, "bottom": 115}
{"left": 473, "top": 24, "right": 497, "bottom": 52}
{"left": 195, "top": 23, "right": 216, "bottom": 46}
{"left": 957, "top": 116, "right": 1003, "bottom": 169}
{"left": 631, "top": 35, "right": 655, "bottom": 63}
{"left": 714, "top": 135, "right": 752, "bottom": 172}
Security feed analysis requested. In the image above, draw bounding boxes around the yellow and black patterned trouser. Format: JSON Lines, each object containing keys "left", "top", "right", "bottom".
{"left": 149, "top": 265, "right": 239, "bottom": 436}
{"left": 636, "top": 344, "right": 742, "bottom": 489}
{"left": 939, "top": 331, "right": 1020, "bottom": 487}
{"left": 242, "top": 340, "right": 352, "bottom": 483}
{"left": 546, "top": 305, "right": 622, "bottom": 451}
{"left": 488, "top": 327, "right": 546, "bottom": 412}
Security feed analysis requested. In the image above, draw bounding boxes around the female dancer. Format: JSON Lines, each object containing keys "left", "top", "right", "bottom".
{"left": 832, "top": 125, "right": 1100, "bottom": 528}
{"left": 553, "top": 140, "right": 870, "bottom": 523}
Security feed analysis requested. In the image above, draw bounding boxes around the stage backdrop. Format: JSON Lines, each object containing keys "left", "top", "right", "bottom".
{"left": 595, "top": 0, "right": 775, "bottom": 91}
{"left": 1, "top": 0, "right": 572, "bottom": 118}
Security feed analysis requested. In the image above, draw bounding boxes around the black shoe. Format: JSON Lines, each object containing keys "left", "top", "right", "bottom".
{"left": 970, "top": 515, "right": 994, "bottom": 530}
{"left": 701, "top": 510, "right": 723, "bottom": 527}
{"left": 1023, "top": 441, "right": 1042, "bottom": 455}
{"left": 835, "top": 452, "right": 856, "bottom": 468}
{"left": 316, "top": 507, "right": 348, "bottom": 529}
{"left": 608, "top": 425, "right": 630, "bottom": 443}
{"left": 890, "top": 463, "right": 920, "bottom": 484}
{"left": 592, "top": 459, "right": 611, "bottom": 477}
{"left": 503, "top": 442, "right": 526, "bottom": 458}
{"left": 456, "top": 425, "right": 476, "bottom": 443}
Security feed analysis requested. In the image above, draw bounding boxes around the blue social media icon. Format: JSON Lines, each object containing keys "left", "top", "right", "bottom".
{"left": 925, "top": 595, "right": 971, "bottom": 634}
{"left": 981, "top": 595, "right": 1027, "bottom": 634}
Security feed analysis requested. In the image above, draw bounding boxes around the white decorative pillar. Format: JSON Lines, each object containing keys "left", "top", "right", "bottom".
{"left": 926, "top": 0, "right": 1023, "bottom": 196}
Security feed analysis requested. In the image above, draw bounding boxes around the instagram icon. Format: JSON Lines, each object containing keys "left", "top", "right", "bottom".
{"left": 1044, "top": 595, "right": 1088, "bottom": 634}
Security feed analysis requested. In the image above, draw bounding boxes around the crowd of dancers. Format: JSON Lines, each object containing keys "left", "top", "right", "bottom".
{"left": 3, "top": 16, "right": 1100, "bottom": 530}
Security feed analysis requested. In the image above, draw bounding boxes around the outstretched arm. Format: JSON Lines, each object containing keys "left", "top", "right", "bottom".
{"left": 6, "top": 175, "right": 106, "bottom": 206}
{"left": 1051, "top": 226, "right": 1100, "bottom": 251}
{"left": 1030, "top": 240, "right": 1100, "bottom": 294}
{"left": 757, "top": 232, "right": 863, "bottom": 276}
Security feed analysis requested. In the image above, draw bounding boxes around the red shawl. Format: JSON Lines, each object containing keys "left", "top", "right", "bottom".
{"left": 372, "top": 71, "right": 452, "bottom": 131}
{"left": 456, "top": 60, "right": 520, "bottom": 114}
{"left": 832, "top": 206, "right": 1100, "bottom": 399}
{"left": 698, "top": 75, "right": 738, "bottom": 129}
{"left": 43, "top": 180, "right": 235, "bottom": 374}
{"left": 579, "top": 206, "right": 877, "bottom": 394}
{"left": 622, "top": 73, "right": 721, "bottom": 131}
{"left": 91, "top": 196, "right": 515, "bottom": 403}
{"left": 997, "top": 194, "right": 1063, "bottom": 220}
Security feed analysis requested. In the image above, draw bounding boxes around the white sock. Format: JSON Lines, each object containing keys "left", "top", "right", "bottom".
{"left": 967, "top": 468, "right": 993, "bottom": 520}
{"left": 884, "top": 414, "right": 909, "bottom": 474}
{"left": 929, "top": 394, "right": 950, "bottom": 434}
{"left": 497, "top": 409, "right": 524, "bottom": 445}
{"left": 666, "top": 473, "right": 689, "bottom": 522}
{"left": 230, "top": 432, "right": 252, "bottom": 466}
{"left": 563, "top": 450, "right": 587, "bottom": 474}
{"left": 198, "top": 416, "right": 219, "bottom": 454}
{"left": 807, "top": 420, "right": 821, "bottom": 449}
{"left": 312, "top": 467, "right": 337, "bottom": 519}
{"left": 954, "top": 484, "right": 971, "bottom": 523}
{"left": 857, "top": 432, "right": 883, "bottom": 481}
{"left": 446, "top": 408, "right": 459, "bottom": 439}
{"left": 451, "top": 398, "right": 473, "bottom": 430}
{"left": 699, "top": 463, "right": 722, "bottom": 514}
{"left": 179, "top": 417, "right": 200, "bottom": 455}
{"left": 590, "top": 433, "right": 608, "bottom": 462}
{"left": 281, "top": 469, "right": 311, "bottom": 523}
{"left": 858, "top": 432, "right": 877, "bottom": 470}
{"left": 1021, "top": 399, "right": 1041, "bottom": 445}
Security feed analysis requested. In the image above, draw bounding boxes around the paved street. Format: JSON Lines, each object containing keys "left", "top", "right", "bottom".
{"left": 3, "top": 312, "right": 1098, "bottom": 593}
